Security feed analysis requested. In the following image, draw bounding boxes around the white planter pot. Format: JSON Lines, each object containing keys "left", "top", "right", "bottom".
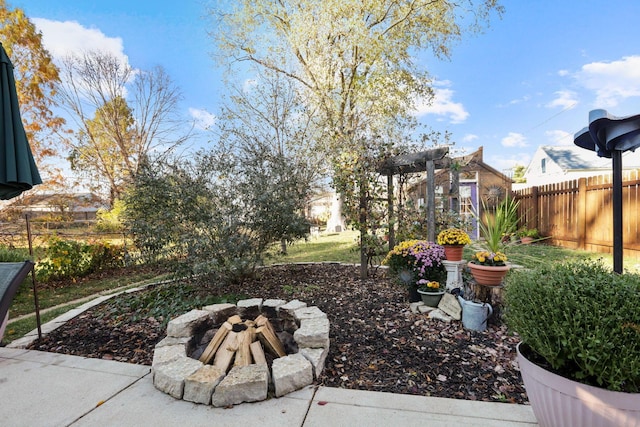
{"left": 517, "top": 342, "right": 640, "bottom": 427}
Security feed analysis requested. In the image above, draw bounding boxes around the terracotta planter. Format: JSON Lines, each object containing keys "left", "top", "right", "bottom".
{"left": 468, "top": 263, "right": 510, "bottom": 286}
{"left": 520, "top": 237, "right": 533, "bottom": 245}
{"left": 417, "top": 289, "right": 445, "bottom": 307}
{"left": 517, "top": 343, "right": 640, "bottom": 427}
{"left": 443, "top": 245, "right": 464, "bottom": 261}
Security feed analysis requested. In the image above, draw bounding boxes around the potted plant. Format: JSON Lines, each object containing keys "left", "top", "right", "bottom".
{"left": 517, "top": 228, "right": 539, "bottom": 244}
{"left": 468, "top": 196, "right": 519, "bottom": 285}
{"left": 504, "top": 260, "right": 640, "bottom": 426}
{"left": 382, "top": 240, "right": 446, "bottom": 302}
{"left": 436, "top": 228, "right": 471, "bottom": 261}
{"left": 468, "top": 250, "right": 509, "bottom": 285}
{"left": 416, "top": 279, "right": 445, "bottom": 307}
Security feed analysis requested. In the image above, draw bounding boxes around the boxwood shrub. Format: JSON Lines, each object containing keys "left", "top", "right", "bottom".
{"left": 504, "top": 259, "right": 640, "bottom": 392}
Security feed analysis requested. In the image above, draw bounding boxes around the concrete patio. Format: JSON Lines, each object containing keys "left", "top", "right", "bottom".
{"left": 0, "top": 346, "right": 537, "bottom": 426}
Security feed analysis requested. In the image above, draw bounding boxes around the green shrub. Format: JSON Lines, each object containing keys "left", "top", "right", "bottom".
{"left": 504, "top": 259, "right": 640, "bottom": 392}
{"left": 95, "top": 199, "right": 125, "bottom": 233}
{"left": 87, "top": 240, "right": 126, "bottom": 271}
{"left": 36, "top": 237, "right": 126, "bottom": 282}
{"left": 0, "top": 246, "right": 31, "bottom": 262}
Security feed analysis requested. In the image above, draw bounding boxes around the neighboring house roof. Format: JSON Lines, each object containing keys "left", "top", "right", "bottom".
{"left": 531, "top": 145, "right": 640, "bottom": 173}
{"left": 456, "top": 146, "right": 513, "bottom": 182}
{"left": 408, "top": 146, "right": 513, "bottom": 192}
{"left": 541, "top": 146, "right": 611, "bottom": 171}
{"left": 521, "top": 145, "right": 640, "bottom": 189}
{"left": 2, "top": 192, "right": 107, "bottom": 213}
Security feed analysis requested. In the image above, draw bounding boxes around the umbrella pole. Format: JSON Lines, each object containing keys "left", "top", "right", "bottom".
{"left": 25, "top": 215, "right": 42, "bottom": 338}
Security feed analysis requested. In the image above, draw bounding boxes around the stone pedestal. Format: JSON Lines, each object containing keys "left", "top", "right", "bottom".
{"left": 442, "top": 260, "right": 466, "bottom": 290}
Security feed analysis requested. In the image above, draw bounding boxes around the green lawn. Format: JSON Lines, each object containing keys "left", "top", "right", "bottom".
{"left": 269, "top": 230, "right": 621, "bottom": 271}
{"left": 267, "top": 230, "right": 362, "bottom": 264}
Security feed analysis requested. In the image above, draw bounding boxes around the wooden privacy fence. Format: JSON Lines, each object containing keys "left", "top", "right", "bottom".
{"left": 513, "top": 170, "right": 640, "bottom": 260}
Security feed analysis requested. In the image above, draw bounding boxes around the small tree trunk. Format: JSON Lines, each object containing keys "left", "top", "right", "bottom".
{"left": 359, "top": 185, "right": 368, "bottom": 279}
{"left": 280, "top": 238, "right": 287, "bottom": 255}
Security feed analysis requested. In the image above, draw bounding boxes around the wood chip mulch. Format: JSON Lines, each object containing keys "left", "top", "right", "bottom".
{"left": 26, "top": 263, "right": 528, "bottom": 404}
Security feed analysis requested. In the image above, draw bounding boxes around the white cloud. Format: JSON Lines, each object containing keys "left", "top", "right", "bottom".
{"left": 507, "top": 95, "right": 531, "bottom": 106}
{"left": 546, "top": 90, "right": 578, "bottom": 110}
{"left": 414, "top": 81, "right": 469, "bottom": 124}
{"left": 189, "top": 108, "right": 216, "bottom": 130}
{"left": 557, "top": 69, "right": 570, "bottom": 77}
{"left": 461, "top": 134, "right": 478, "bottom": 143}
{"left": 574, "top": 55, "right": 640, "bottom": 108}
{"left": 32, "top": 18, "right": 129, "bottom": 66}
{"left": 545, "top": 129, "right": 573, "bottom": 146}
{"left": 501, "top": 132, "right": 528, "bottom": 148}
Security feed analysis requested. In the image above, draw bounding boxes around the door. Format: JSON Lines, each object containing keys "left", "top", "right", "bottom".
{"left": 460, "top": 182, "right": 478, "bottom": 240}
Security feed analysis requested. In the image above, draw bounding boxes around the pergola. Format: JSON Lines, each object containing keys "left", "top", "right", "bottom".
{"left": 378, "top": 147, "right": 457, "bottom": 249}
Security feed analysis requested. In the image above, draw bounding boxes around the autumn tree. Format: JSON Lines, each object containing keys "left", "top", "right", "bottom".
{"left": 125, "top": 73, "right": 328, "bottom": 280}
{"left": 210, "top": 0, "right": 502, "bottom": 277}
{"left": 56, "top": 51, "right": 189, "bottom": 205}
{"left": 0, "top": 0, "right": 64, "bottom": 183}
{"left": 215, "top": 71, "right": 328, "bottom": 254}
{"left": 512, "top": 164, "right": 526, "bottom": 183}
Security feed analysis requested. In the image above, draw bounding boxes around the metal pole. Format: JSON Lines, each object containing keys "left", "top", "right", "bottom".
{"left": 25, "top": 215, "right": 42, "bottom": 338}
{"left": 612, "top": 150, "right": 623, "bottom": 273}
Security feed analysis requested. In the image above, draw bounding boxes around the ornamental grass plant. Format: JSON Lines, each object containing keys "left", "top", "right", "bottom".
{"left": 504, "top": 259, "right": 640, "bottom": 392}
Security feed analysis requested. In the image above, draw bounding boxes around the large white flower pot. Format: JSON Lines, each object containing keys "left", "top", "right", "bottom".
{"left": 517, "top": 342, "right": 640, "bottom": 427}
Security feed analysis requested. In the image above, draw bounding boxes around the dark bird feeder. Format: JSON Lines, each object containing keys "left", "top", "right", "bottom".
{"left": 574, "top": 109, "right": 640, "bottom": 273}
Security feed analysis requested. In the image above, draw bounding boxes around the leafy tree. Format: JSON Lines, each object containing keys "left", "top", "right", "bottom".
{"left": 69, "top": 96, "right": 136, "bottom": 203}
{"left": 215, "top": 71, "right": 327, "bottom": 254}
{"left": 210, "top": 0, "right": 503, "bottom": 277}
{"left": 125, "top": 72, "right": 326, "bottom": 283}
{"left": 124, "top": 154, "right": 263, "bottom": 283}
{"left": 0, "top": 0, "right": 65, "bottom": 181}
{"left": 56, "top": 51, "right": 189, "bottom": 205}
{"left": 512, "top": 164, "right": 526, "bottom": 183}
{"left": 95, "top": 198, "right": 125, "bottom": 233}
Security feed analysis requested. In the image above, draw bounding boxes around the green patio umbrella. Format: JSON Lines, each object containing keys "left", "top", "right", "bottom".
{"left": 0, "top": 42, "right": 42, "bottom": 200}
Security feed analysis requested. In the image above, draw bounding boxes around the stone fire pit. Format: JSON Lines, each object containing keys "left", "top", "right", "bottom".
{"left": 151, "top": 298, "right": 329, "bottom": 406}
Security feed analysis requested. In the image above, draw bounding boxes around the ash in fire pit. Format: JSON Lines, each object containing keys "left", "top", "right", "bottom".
{"left": 151, "top": 299, "right": 329, "bottom": 407}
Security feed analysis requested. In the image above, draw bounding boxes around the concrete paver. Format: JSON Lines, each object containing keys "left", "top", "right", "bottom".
{"left": 0, "top": 347, "right": 538, "bottom": 427}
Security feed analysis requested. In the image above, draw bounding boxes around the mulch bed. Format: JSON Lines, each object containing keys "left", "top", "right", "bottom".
{"left": 26, "top": 263, "right": 528, "bottom": 404}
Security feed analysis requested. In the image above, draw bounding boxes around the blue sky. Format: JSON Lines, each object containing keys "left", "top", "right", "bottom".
{"left": 15, "top": 0, "right": 640, "bottom": 175}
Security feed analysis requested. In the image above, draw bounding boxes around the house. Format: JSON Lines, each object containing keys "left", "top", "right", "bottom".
{"left": 407, "top": 147, "right": 513, "bottom": 239}
{"left": 0, "top": 192, "right": 108, "bottom": 221}
{"left": 305, "top": 190, "right": 347, "bottom": 233}
{"left": 520, "top": 145, "right": 640, "bottom": 188}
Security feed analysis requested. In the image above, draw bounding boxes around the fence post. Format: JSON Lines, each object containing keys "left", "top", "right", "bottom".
{"left": 577, "top": 178, "right": 587, "bottom": 250}
{"left": 531, "top": 186, "right": 539, "bottom": 230}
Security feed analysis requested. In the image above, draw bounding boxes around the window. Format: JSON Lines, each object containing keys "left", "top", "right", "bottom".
{"left": 541, "top": 158, "right": 546, "bottom": 173}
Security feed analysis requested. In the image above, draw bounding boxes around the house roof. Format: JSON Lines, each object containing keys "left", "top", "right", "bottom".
{"left": 2, "top": 192, "right": 107, "bottom": 212}
{"left": 542, "top": 146, "right": 609, "bottom": 170}
{"left": 540, "top": 145, "right": 640, "bottom": 171}
{"left": 459, "top": 146, "right": 513, "bottom": 182}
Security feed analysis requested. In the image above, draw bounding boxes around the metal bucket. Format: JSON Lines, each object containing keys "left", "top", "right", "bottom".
{"left": 458, "top": 296, "right": 493, "bottom": 332}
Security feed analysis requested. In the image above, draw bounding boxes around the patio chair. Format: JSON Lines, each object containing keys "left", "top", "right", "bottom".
{"left": 0, "top": 261, "right": 34, "bottom": 341}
